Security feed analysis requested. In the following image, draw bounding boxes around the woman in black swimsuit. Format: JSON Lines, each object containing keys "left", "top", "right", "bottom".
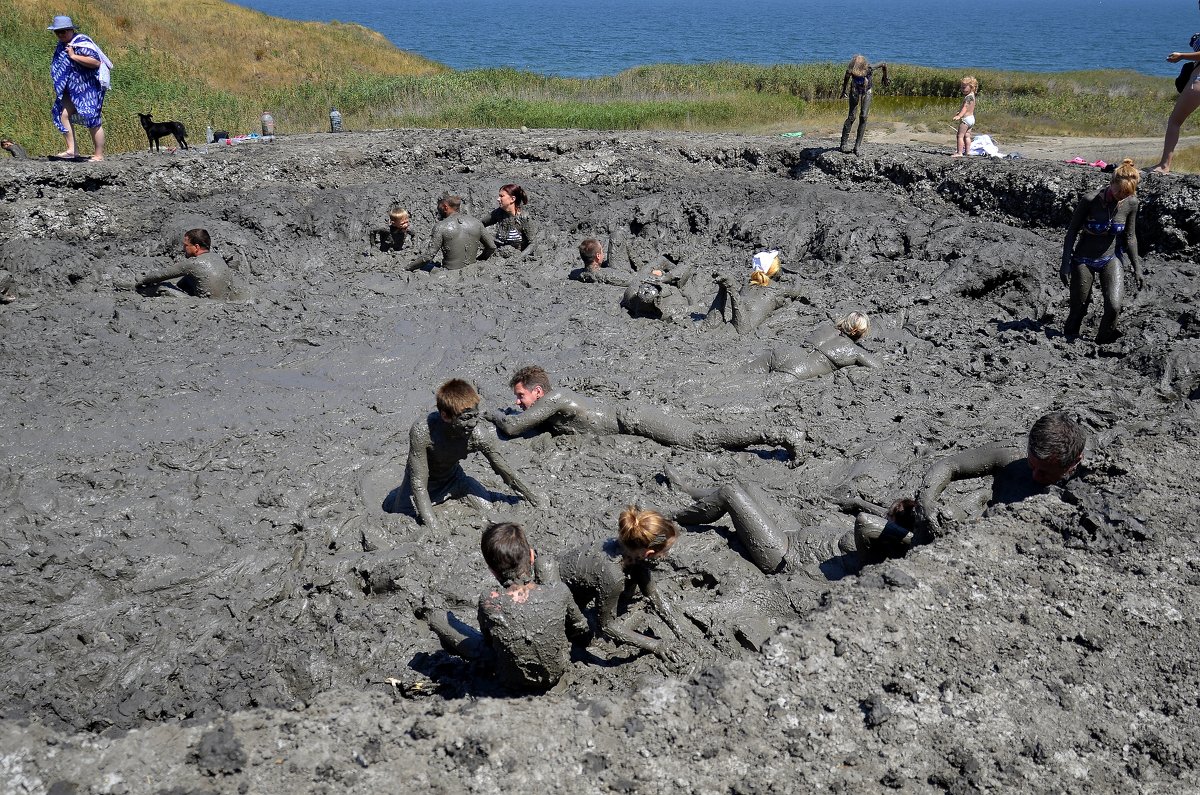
{"left": 1060, "top": 158, "right": 1143, "bottom": 344}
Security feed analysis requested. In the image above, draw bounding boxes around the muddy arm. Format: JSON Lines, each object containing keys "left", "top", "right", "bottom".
{"left": 137, "top": 262, "right": 189, "bottom": 287}
{"left": 1123, "top": 199, "right": 1142, "bottom": 286}
{"left": 406, "top": 226, "right": 445, "bottom": 271}
{"left": 1061, "top": 198, "right": 1089, "bottom": 276}
{"left": 918, "top": 443, "right": 1021, "bottom": 518}
{"left": 407, "top": 421, "right": 439, "bottom": 530}
{"left": 856, "top": 346, "right": 883, "bottom": 368}
{"left": 595, "top": 576, "right": 667, "bottom": 655}
{"left": 634, "top": 565, "right": 684, "bottom": 638}
{"left": 475, "top": 426, "right": 542, "bottom": 507}
{"left": 840, "top": 70, "right": 851, "bottom": 97}
{"left": 488, "top": 394, "right": 564, "bottom": 437}
{"left": 478, "top": 229, "right": 498, "bottom": 262}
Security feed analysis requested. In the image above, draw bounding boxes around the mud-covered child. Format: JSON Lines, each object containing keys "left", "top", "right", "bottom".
{"left": 423, "top": 522, "right": 592, "bottom": 691}
{"left": 952, "top": 76, "right": 978, "bottom": 157}
{"left": 394, "top": 378, "right": 542, "bottom": 531}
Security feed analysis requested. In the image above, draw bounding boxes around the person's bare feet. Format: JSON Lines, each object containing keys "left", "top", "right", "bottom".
{"left": 53, "top": 151, "right": 76, "bottom": 158}
{"left": 1150, "top": 164, "right": 1170, "bottom": 174}
{"left": 87, "top": 156, "right": 104, "bottom": 162}
{"left": 951, "top": 152, "right": 964, "bottom": 158}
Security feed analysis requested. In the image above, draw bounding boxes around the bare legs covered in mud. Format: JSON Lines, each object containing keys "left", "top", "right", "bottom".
{"left": 1064, "top": 259, "right": 1124, "bottom": 343}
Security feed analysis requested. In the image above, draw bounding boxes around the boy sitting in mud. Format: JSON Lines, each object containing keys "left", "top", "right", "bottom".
{"left": 371, "top": 207, "right": 414, "bottom": 253}
{"left": 917, "top": 411, "right": 1086, "bottom": 529}
{"left": 391, "top": 378, "right": 542, "bottom": 531}
{"left": 422, "top": 521, "right": 592, "bottom": 691}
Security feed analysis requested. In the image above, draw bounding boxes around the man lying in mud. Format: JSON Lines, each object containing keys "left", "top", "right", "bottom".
{"left": 490, "top": 365, "right": 806, "bottom": 466}
{"left": 135, "top": 229, "right": 235, "bottom": 299}
{"left": 559, "top": 506, "right": 685, "bottom": 661}
{"left": 917, "top": 411, "right": 1086, "bottom": 528}
{"left": 391, "top": 378, "right": 542, "bottom": 532}
{"left": 571, "top": 238, "right": 635, "bottom": 286}
{"left": 405, "top": 194, "right": 496, "bottom": 272}
{"left": 422, "top": 521, "right": 591, "bottom": 691}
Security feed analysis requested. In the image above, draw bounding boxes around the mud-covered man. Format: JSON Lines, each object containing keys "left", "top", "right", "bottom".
{"left": 917, "top": 411, "right": 1086, "bottom": 528}
{"left": 395, "top": 378, "right": 542, "bottom": 531}
{"left": 572, "top": 238, "right": 634, "bottom": 286}
{"left": 423, "top": 521, "right": 592, "bottom": 691}
{"left": 405, "top": 194, "right": 496, "bottom": 271}
{"left": 1, "top": 140, "right": 29, "bottom": 160}
{"left": 136, "top": 228, "right": 235, "bottom": 299}
{"left": 490, "top": 365, "right": 805, "bottom": 465}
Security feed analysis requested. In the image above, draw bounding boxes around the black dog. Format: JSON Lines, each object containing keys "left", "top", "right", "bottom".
{"left": 137, "top": 112, "right": 188, "bottom": 152}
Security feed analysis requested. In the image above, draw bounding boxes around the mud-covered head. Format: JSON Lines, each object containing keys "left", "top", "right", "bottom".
{"left": 1027, "top": 411, "right": 1086, "bottom": 485}
{"left": 579, "top": 238, "right": 604, "bottom": 270}
{"left": 436, "top": 378, "right": 481, "bottom": 425}
{"left": 510, "top": 365, "right": 551, "bottom": 410}
{"left": 183, "top": 228, "right": 211, "bottom": 257}
{"left": 1109, "top": 158, "right": 1141, "bottom": 201}
{"left": 437, "top": 193, "right": 462, "bottom": 218}
{"left": 848, "top": 54, "right": 869, "bottom": 77}
{"left": 388, "top": 207, "right": 410, "bottom": 231}
{"left": 836, "top": 312, "right": 871, "bottom": 341}
{"left": 618, "top": 506, "right": 679, "bottom": 562}
{"left": 481, "top": 522, "right": 534, "bottom": 586}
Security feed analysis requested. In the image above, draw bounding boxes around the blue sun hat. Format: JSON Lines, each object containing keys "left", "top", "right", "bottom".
{"left": 48, "top": 16, "right": 76, "bottom": 31}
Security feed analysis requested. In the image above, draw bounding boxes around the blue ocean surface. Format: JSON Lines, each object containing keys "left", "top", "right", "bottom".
{"left": 234, "top": 0, "right": 1194, "bottom": 79}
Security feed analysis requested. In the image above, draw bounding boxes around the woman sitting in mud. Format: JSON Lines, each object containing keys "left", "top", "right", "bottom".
{"left": 558, "top": 507, "right": 686, "bottom": 661}
{"left": 482, "top": 183, "right": 538, "bottom": 258}
{"left": 744, "top": 312, "right": 881, "bottom": 379}
{"left": 705, "top": 251, "right": 806, "bottom": 335}
{"left": 1060, "top": 158, "right": 1143, "bottom": 344}
{"left": 665, "top": 467, "right": 927, "bottom": 580}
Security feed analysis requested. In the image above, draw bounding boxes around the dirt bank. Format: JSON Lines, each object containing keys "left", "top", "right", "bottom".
{"left": 1, "top": 128, "right": 1198, "bottom": 794}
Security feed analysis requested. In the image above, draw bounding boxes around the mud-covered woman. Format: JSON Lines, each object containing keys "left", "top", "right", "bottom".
{"left": 558, "top": 507, "right": 685, "bottom": 660}
{"left": 705, "top": 252, "right": 805, "bottom": 335}
{"left": 744, "top": 312, "right": 881, "bottom": 379}
{"left": 1060, "top": 158, "right": 1143, "bottom": 344}
{"left": 482, "top": 183, "right": 538, "bottom": 258}
{"left": 839, "top": 55, "right": 888, "bottom": 155}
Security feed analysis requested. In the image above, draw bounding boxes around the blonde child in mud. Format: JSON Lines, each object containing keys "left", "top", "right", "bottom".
{"left": 952, "top": 76, "right": 978, "bottom": 157}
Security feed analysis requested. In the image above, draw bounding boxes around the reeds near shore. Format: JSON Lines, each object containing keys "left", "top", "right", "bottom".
{"left": 1, "top": 0, "right": 1192, "bottom": 166}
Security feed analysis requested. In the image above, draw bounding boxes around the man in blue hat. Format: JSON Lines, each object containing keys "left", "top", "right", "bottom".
{"left": 48, "top": 15, "right": 110, "bottom": 162}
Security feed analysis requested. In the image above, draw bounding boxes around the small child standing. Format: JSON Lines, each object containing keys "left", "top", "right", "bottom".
{"left": 952, "top": 76, "right": 978, "bottom": 157}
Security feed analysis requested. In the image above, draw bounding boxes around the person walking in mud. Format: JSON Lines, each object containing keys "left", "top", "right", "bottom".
{"left": 482, "top": 183, "right": 538, "bottom": 258}
{"left": 421, "top": 521, "right": 591, "bottom": 691}
{"left": 392, "top": 378, "right": 543, "bottom": 532}
{"left": 1060, "top": 158, "right": 1143, "bottom": 344}
{"left": 705, "top": 251, "right": 807, "bottom": 335}
{"left": 558, "top": 507, "right": 686, "bottom": 660}
{"left": 839, "top": 55, "right": 888, "bottom": 155}
{"left": 135, "top": 228, "right": 235, "bottom": 299}
{"left": 743, "top": 312, "right": 881, "bottom": 379}
{"left": 406, "top": 194, "right": 496, "bottom": 271}
{"left": 490, "top": 365, "right": 807, "bottom": 467}
{"left": 917, "top": 411, "right": 1086, "bottom": 530}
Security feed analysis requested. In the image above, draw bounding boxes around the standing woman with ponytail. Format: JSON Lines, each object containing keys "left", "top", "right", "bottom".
{"left": 1060, "top": 159, "right": 1143, "bottom": 344}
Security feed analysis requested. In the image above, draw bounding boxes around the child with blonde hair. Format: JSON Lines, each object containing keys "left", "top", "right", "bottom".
{"left": 951, "top": 76, "right": 978, "bottom": 157}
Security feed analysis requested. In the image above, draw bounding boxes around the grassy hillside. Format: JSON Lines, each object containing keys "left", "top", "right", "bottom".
{"left": 1, "top": 0, "right": 1193, "bottom": 170}
{"left": 1, "top": 0, "right": 446, "bottom": 153}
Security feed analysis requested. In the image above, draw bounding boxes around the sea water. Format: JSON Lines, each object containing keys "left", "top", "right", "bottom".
{"left": 234, "top": 0, "right": 1193, "bottom": 78}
